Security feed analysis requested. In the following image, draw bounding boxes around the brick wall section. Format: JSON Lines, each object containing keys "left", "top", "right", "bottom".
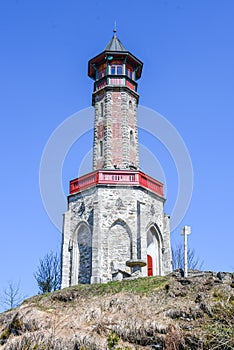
{"left": 93, "top": 88, "right": 139, "bottom": 170}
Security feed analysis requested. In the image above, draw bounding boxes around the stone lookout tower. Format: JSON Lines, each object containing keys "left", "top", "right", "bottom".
{"left": 61, "top": 30, "right": 172, "bottom": 288}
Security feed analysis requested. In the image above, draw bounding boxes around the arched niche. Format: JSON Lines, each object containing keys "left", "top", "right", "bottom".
{"left": 71, "top": 222, "right": 92, "bottom": 285}
{"left": 108, "top": 219, "right": 132, "bottom": 273}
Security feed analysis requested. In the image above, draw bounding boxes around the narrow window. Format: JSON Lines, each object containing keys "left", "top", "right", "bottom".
{"left": 100, "top": 102, "right": 104, "bottom": 117}
{"left": 97, "top": 63, "right": 106, "bottom": 79}
{"left": 99, "top": 140, "right": 103, "bottom": 156}
{"left": 130, "top": 130, "right": 134, "bottom": 146}
{"left": 129, "top": 100, "right": 132, "bottom": 109}
{"left": 126, "top": 67, "right": 134, "bottom": 79}
{"left": 117, "top": 65, "right": 122, "bottom": 74}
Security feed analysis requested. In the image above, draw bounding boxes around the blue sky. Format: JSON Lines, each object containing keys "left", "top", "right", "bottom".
{"left": 0, "top": 0, "right": 234, "bottom": 308}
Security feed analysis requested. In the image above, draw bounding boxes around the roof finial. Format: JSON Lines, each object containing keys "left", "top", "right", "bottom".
{"left": 113, "top": 21, "right": 117, "bottom": 36}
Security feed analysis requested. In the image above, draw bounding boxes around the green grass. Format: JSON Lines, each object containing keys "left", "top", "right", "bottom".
{"left": 24, "top": 276, "right": 168, "bottom": 307}
{"left": 61, "top": 275, "right": 168, "bottom": 296}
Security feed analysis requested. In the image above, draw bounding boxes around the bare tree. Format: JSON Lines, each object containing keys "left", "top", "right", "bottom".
{"left": 0, "top": 281, "right": 24, "bottom": 310}
{"left": 172, "top": 244, "right": 203, "bottom": 271}
{"left": 34, "top": 251, "right": 61, "bottom": 293}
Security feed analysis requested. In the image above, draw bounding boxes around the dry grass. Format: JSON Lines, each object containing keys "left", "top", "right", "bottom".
{"left": 0, "top": 273, "right": 234, "bottom": 349}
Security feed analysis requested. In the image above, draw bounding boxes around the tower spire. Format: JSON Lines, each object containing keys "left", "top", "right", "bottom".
{"left": 113, "top": 21, "right": 117, "bottom": 36}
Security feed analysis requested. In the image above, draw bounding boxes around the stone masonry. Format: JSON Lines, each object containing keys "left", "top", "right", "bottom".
{"left": 61, "top": 31, "right": 172, "bottom": 288}
{"left": 93, "top": 88, "right": 139, "bottom": 170}
{"left": 61, "top": 185, "right": 171, "bottom": 287}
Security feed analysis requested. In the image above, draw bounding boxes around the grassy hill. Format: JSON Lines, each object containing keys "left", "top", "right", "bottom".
{"left": 0, "top": 271, "right": 233, "bottom": 349}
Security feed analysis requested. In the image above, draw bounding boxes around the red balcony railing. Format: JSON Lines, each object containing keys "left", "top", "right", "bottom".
{"left": 69, "top": 170, "right": 164, "bottom": 197}
{"left": 138, "top": 172, "right": 164, "bottom": 196}
{"left": 94, "top": 75, "right": 138, "bottom": 92}
{"left": 69, "top": 171, "right": 97, "bottom": 194}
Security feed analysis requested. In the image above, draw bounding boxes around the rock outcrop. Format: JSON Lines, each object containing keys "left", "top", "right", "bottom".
{"left": 0, "top": 271, "right": 234, "bottom": 349}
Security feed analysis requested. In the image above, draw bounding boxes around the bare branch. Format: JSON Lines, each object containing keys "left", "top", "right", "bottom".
{"left": 172, "top": 244, "right": 203, "bottom": 271}
{"left": 34, "top": 251, "right": 61, "bottom": 293}
{"left": 0, "top": 281, "right": 25, "bottom": 310}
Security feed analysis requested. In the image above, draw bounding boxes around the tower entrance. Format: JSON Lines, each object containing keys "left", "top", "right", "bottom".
{"left": 147, "top": 226, "right": 162, "bottom": 276}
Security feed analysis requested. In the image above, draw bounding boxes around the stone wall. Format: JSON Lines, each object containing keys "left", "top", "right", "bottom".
{"left": 61, "top": 184, "right": 172, "bottom": 288}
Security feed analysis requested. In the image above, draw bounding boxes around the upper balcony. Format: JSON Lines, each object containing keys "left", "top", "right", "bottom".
{"left": 94, "top": 75, "right": 137, "bottom": 93}
{"left": 69, "top": 169, "right": 164, "bottom": 198}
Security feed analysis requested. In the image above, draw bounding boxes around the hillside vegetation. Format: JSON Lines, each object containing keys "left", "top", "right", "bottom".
{"left": 0, "top": 271, "right": 234, "bottom": 349}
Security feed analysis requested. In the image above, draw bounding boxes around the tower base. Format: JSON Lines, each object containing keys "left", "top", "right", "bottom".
{"left": 61, "top": 170, "right": 172, "bottom": 288}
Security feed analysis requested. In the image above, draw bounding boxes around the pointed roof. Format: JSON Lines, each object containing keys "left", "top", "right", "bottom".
{"left": 104, "top": 29, "right": 127, "bottom": 52}
{"left": 88, "top": 27, "right": 143, "bottom": 81}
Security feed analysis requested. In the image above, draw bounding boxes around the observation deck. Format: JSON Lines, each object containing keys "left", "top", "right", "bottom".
{"left": 69, "top": 169, "right": 164, "bottom": 198}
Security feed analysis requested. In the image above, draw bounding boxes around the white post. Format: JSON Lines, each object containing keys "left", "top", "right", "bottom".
{"left": 181, "top": 226, "right": 191, "bottom": 278}
{"left": 184, "top": 232, "right": 188, "bottom": 277}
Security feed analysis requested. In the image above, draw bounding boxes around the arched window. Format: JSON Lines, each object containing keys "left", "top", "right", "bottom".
{"left": 129, "top": 100, "right": 132, "bottom": 109}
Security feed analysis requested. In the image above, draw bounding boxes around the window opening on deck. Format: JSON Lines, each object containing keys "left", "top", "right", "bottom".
{"left": 126, "top": 67, "right": 133, "bottom": 79}
{"left": 111, "top": 65, "right": 123, "bottom": 75}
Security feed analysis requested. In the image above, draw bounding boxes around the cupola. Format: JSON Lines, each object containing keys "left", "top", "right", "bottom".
{"left": 88, "top": 29, "right": 143, "bottom": 102}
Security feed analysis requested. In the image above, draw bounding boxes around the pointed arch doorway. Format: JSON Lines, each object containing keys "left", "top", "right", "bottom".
{"left": 147, "top": 225, "right": 162, "bottom": 276}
